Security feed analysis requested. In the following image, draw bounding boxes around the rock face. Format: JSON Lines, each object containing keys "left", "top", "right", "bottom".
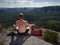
{"left": 23, "top": 36, "right": 53, "bottom": 45}
{"left": 0, "top": 33, "right": 7, "bottom": 45}
{"left": 0, "top": 32, "right": 52, "bottom": 45}
{"left": 0, "top": 28, "right": 52, "bottom": 45}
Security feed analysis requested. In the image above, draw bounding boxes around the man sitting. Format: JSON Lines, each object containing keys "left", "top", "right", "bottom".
{"left": 16, "top": 13, "right": 29, "bottom": 35}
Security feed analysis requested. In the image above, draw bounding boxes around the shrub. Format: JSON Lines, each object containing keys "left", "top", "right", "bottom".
{"left": 43, "top": 21, "right": 60, "bottom": 32}
{"left": 44, "top": 30, "right": 58, "bottom": 43}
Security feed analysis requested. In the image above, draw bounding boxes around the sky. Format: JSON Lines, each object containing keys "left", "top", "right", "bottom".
{"left": 0, "top": 0, "right": 60, "bottom": 8}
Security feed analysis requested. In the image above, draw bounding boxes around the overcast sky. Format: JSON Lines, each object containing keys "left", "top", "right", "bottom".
{"left": 0, "top": 0, "right": 60, "bottom": 8}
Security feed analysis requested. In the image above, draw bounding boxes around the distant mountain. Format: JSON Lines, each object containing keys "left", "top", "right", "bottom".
{"left": 0, "top": 6, "right": 60, "bottom": 14}
{"left": 0, "top": 6, "right": 60, "bottom": 32}
{"left": 0, "top": 6, "right": 60, "bottom": 21}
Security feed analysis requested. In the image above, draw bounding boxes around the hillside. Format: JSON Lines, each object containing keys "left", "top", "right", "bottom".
{"left": 0, "top": 6, "right": 60, "bottom": 31}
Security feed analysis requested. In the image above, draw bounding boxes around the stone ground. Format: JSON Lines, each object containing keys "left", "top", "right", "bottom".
{"left": 0, "top": 29, "right": 53, "bottom": 45}
{"left": 3, "top": 34, "right": 52, "bottom": 45}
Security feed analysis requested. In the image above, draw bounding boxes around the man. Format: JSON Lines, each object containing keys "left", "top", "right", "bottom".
{"left": 16, "top": 13, "right": 29, "bottom": 35}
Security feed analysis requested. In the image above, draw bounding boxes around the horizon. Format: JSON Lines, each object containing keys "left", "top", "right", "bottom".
{"left": 0, "top": 0, "right": 60, "bottom": 8}
{"left": 0, "top": 6, "right": 60, "bottom": 8}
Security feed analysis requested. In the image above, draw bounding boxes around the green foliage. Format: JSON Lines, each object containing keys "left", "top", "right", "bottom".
{"left": 43, "top": 21, "right": 60, "bottom": 32}
{"left": 0, "top": 6, "right": 60, "bottom": 30}
{"left": 44, "top": 30, "right": 58, "bottom": 43}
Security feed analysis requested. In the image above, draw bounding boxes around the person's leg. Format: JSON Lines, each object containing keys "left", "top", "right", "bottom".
{"left": 24, "top": 29, "right": 29, "bottom": 34}
{"left": 7, "top": 32, "right": 15, "bottom": 36}
{"left": 17, "top": 29, "right": 29, "bottom": 35}
{"left": 16, "top": 30, "right": 24, "bottom": 35}
{"left": 16, "top": 30, "right": 21, "bottom": 35}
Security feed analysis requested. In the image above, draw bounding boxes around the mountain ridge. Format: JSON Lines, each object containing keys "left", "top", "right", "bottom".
{"left": 0, "top": 6, "right": 60, "bottom": 32}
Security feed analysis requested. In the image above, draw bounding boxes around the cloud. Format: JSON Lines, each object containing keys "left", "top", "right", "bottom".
{"left": 0, "top": 0, "right": 60, "bottom": 8}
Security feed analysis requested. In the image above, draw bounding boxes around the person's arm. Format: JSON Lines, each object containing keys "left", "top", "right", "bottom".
{"left": 13, "top": 24, "right": 16, "bottom": 30}
{"left": 16, "top": 21, "right": 19, "bottom": 30}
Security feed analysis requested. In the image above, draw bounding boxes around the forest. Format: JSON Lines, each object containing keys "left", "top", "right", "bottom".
{"left": 0, "top": 6, "right": 60, "bottom": 32}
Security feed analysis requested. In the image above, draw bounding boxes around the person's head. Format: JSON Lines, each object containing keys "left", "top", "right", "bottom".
{"left": 19, "top": 13, "right": 24, "bottom": 19}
